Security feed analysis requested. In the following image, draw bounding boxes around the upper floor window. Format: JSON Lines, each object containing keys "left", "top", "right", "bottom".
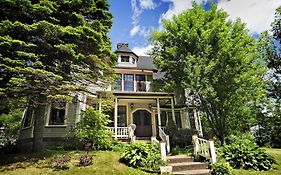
{"left": 136, "top": 74, "right": 146, "bottom": 92}
{"left": 49, "top": 102, "right": 66, "bottom": 125}
{"left": 114, "top": 73, "right": 122, "bottom": 91}
{"left": 121, "top": 56, "right": 129, "bottom": 62}
{"left": 124, "top": 74, "right": 134, "bottom": 91}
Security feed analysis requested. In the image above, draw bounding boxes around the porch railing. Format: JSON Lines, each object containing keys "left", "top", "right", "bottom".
{"left": 107, "top": 127, "right": 128, "bottom": 139}
{"left": 159, "top": 126, "right": 170, "bottom": 160}
{"left": 192, "top": 134, "right": 217, "bottom": 163}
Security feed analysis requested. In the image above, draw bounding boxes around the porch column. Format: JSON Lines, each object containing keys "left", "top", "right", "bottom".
{"left": 157, "top": 98, "right": 161, "bottom": 127}
{"left": 195, "top": 109, "right": 203, "bottom": 137}
{"left": 98, "top": 96, "right": 102, "bottom": 112}
{"left": 152, "top": 110, "right": 156, "bottom": 136}
{"left": 114, "top": 98, "right": 118, "bottom": 139}
{"left": 171, "top": 98, "right": 176, "bottom": 122}
{"left": 193, "top": 108, "right": 199, "bottom": 134}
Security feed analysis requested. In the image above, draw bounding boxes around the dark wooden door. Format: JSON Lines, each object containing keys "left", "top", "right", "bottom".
{"left": 133, "top": 110, "right": 152, "bottom": 137}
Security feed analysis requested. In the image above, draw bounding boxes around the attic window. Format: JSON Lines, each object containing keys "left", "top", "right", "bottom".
{"left": 121, "top": 56, "right": 129, "bottom": 62}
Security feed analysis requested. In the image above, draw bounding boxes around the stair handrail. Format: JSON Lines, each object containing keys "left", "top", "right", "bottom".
{"left": 159, "top": 126, "right": 170, "bottom": 153}
{"left": 192, "top": 133, "right": 217, "bottom": 163}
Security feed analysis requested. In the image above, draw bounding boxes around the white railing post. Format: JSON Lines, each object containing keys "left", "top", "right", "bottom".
{"left": 208, "top": 139, "right": 217, "bottom": 163}
{"left": 166, "top": 135, "right": 170, "bottom": 153}
{"left": 192, "top": 134, "right": 199, "bottom": 158}
{"left": 160, "top": 142, "right": 167, "bottom": 160}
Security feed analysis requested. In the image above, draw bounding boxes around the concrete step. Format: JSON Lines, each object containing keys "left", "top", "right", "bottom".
{"left": 169, "top": 162, "right": 209, "bottom": 172}
{"left": 171, "top": 169, "right": 211, "bottom": 175}
{"left": 167, "top": 155, "right": 194, "bottom": 163}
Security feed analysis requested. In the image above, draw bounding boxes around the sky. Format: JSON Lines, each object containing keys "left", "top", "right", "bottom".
{"left": 108, "top": 0, "right": 281, "bottom": 56}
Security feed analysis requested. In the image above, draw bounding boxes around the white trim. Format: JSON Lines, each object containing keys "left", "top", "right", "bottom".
{"left": 45, "top": 102, "right": 68, "bottom": 127}
{"left": 21, "top": 107, "right": 34, "bottom": 129}
{"left": 131, "top": 108, "right": 153, "bottom": 131}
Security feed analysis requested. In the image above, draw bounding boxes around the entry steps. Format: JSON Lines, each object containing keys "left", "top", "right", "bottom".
{"left": 167, "top": 155, "right": 211, "bottom": 175}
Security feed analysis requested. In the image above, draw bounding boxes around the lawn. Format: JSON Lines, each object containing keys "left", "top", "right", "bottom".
{"left": 232, "top": 148, "right": 281, "bottom": 175}
{"left": 0, "top": 150, "right": 155, "bottom": 175}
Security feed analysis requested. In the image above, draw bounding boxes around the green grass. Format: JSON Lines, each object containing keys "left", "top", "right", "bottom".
{"left": 0, "top": 150, "right": 155, "bottom": 175}
{"left": 232, "top": 148, "right": 281, "bottom": 175}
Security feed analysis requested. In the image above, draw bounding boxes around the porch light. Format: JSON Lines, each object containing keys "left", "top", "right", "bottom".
{"left": 130, "top": 103, "right": 134, "bottom": 108}
{"left": 149, "top": 104, "right": 152, "bottom": 108}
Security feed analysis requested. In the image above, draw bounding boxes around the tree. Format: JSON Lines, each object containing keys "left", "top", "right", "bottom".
{"left": 0, "top": 0, "right": 115, "bottom": 151}
{"left": 75, "top": 107, "right": 112, "bottom": 150}
{"left": 151, "top": 3, "right": 267, "bottom": 143}
{"left": 259, "top": 6, "right": 281, "bottom": 147}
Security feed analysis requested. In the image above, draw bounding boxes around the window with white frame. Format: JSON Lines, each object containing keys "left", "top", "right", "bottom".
{"left": 124, "top": 74, "right": 134, "bottom": 91}
{"left": 114, "top": 73, "right": 122, "bottom": 91}
{"left": 121, "top": 55, "right": 129, "bottom": 62}
{"left": 23, "top": 107, "right": 33, "bottom": 128}
{"left": 49, "top": 102, "right": 66, "bottom": 125}
{"left": 136, "top": 74, "right": 146, "bottom": 92}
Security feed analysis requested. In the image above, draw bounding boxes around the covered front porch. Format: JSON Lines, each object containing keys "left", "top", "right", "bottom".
{"left": 96, "top": 91, "right": 202, "bottom": 141}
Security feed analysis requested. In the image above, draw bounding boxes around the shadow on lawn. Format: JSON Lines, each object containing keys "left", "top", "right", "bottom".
{"left": 0, "top": 150, "right": 70, "bottom": 172}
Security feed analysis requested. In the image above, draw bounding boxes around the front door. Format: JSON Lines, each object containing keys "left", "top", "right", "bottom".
{"left": 133, "top": 110, "right": 152, "bottom": 137}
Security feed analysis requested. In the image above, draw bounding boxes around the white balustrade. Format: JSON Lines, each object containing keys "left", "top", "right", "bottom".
{"left": 106, "top": 127, "right": 129, "bottom": 139}
{"left": 192, "top": 134, "right": 217, "bottom": 163}
{"left": 159, "top": 126, "right": 170, "bottom": 155}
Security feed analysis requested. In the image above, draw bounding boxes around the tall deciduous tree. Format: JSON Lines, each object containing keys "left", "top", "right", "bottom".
{"left": 0, "top": 0, "right": 115, "bottom": 151}
{"left": 151, "top": 3, "right": 267, "bottom": 143}
{"left": 261, "top": 6, "right": 281, "bottom": 147}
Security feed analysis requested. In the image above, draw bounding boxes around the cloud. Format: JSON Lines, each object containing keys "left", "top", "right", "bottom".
{"left": 159, "top": 0, "right": 207, "bottom": 22}
{"left": 217, "top": 0, "right": 281, "bottom": 34}
{"left": 130, "top": 25, "right": 154, "bottom": 37}
{"left": 132, "top": 44, "right": 153, "bottom": 56}
{"left": 130, "top": 0, "right": 157, "bottom": 37}
{"left": 140, "top": 0, "right": 157, "bottom": 9}
{"left": 130, "top": 25, "right": 140, "bottom": 36}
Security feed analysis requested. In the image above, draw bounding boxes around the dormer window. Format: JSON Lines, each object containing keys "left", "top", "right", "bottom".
{"left": 121, "top": 56, "right": 130, "bottom": 62}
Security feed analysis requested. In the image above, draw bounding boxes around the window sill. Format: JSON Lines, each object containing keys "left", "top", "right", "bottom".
{"left": 45, "top": 125, "right": 67, "bottom": 128}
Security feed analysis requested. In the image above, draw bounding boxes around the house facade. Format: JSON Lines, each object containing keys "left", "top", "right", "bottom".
{"left": 18, "top": 43, "right": 202, "bottom": 149}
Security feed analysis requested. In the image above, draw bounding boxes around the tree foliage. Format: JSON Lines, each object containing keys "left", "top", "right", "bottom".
{"left": 75, "top": 107, "right": 112, "bottom": 150}
{"left": 256, "top": 6, "right": 281, "bottom": 147}
{"left": 151, "top": 3, "right": 267, "bottom": 143}
{"left": 0, "top": 0, "right": 115, "bottom": 151}
{"left": 0, "top": 108, "right": 23, "bottom": 148}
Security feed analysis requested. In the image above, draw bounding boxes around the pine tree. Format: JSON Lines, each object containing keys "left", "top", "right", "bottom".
{"left": 0, "top": 0, "right": 115, "bottom": 151}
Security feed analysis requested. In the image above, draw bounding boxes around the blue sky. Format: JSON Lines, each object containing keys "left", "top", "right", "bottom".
{"left": 108, "top": 0, "right": 281, "bottom": 55}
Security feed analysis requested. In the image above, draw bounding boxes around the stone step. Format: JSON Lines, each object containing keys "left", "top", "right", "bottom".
{"left": 169, "top": 162, "right": 209, "bottom": 172}
{"left": 167, "top": 155, "right": 194, "bottom": 163}
{"left": 171, "top": 169, "right": 211, "bottom": 175}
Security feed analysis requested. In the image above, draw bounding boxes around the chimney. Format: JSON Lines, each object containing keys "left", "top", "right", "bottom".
{"left": 117, "top": 43, "right": 129, "bottom": 49}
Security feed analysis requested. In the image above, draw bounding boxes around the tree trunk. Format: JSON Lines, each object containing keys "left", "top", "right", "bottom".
{"left": 32, "top": 94, "right": 47, "bottom": 152}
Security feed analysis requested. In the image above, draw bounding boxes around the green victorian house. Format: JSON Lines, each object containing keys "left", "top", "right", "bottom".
{"left": 18, "top": 43, "right": 203, "bottom": 151}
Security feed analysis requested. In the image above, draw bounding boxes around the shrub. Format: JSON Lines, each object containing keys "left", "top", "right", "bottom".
{"left": 53, "top": 155, "right": 71, "bottom": 170}
{"left": 211, "top": 160, "right": 232, "bottom": 175}
{"left": 171, "top": 145, "right": 193, "bottom": 156}
{"left": 120, "top": 142, "right": 165, "bottom": 173}
{"left": 111, "top": 140, "right": 127, "bottom": 152}
{"left": 75, "top": 153, "right": 93, "bottom": 167}
{"left": 222, "top": 134, "right": 276, "bottom": 171}
{"left": 165, "top": 120, "right": 192, "bottom": 149}
{"left": 0, "top": 108, "right": 22, "bottom": 153}
{"left": 75, "top": 107, "right": 113, "bottom": 150}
